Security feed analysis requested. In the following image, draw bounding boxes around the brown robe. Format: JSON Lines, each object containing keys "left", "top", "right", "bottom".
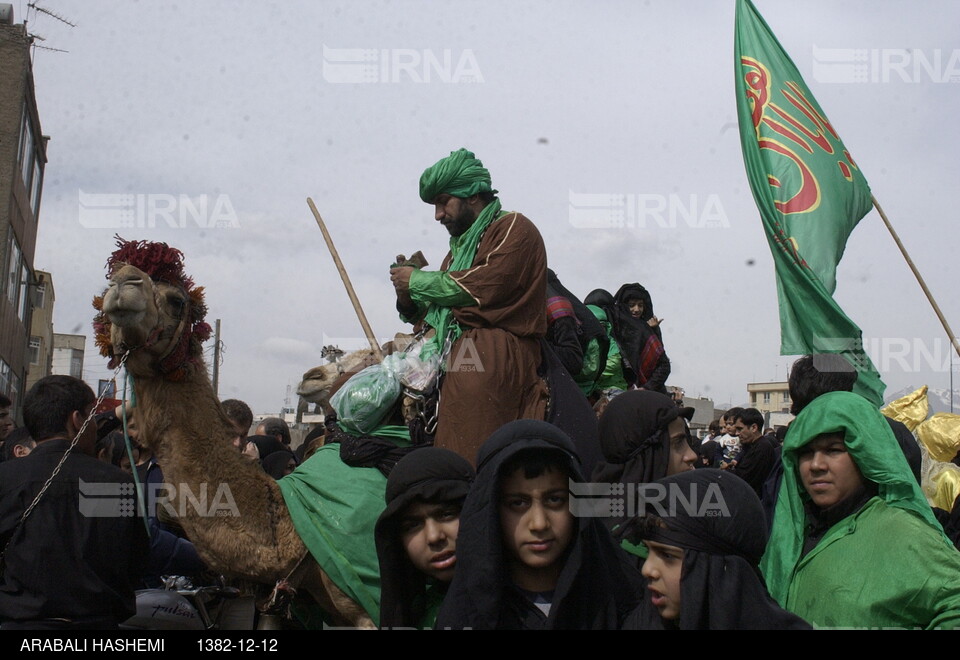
{"left": 434, "top": 211, "right": 549, "bottom": 463}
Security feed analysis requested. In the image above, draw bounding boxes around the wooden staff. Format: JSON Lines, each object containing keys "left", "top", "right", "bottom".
{"left": 873, "top": 195, "right": 960, "bottom": 359}
{"left": 307, "top": 198, "right": 384, "bottom": 360}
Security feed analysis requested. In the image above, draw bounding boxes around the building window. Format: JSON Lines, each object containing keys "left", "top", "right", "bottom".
{"left": 30, "top": 158, "right": 43, "bottom": 217}
{"left": 35, "top": 282, "right": 45, "bottom": 310}
{"left": 6, "top": 233, "right": 21, "bottom": 305}
{"left": 0, "top": 359, "right": 9, "bottom": 396}
{"left": 9, "top": 372, "right": 19, "bottom": 411}
{"left": 69, "top": 350, "right": 83, "bottom": 379}
{"left": 17, "top": 264, "right": 30, "bottom": 322}
{"left": 763, "top": 392, "right": 771, "bottom": 404}
{"left": 19, "top": 112, "right": 35, "bottom": 192}
{"left": 29, "top": 337, "right": 41, "bottom": 364}
{"left": 783, "top": 392, "right": 791, "bottom": 402}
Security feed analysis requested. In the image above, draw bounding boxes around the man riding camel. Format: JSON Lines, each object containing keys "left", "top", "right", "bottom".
{"left": 390, "top": 148, "right": 549, "bottom": 464}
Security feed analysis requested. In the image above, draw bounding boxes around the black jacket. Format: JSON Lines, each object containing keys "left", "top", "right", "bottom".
{"left": 0, "top": 439, "right": 150, "bottom": 627}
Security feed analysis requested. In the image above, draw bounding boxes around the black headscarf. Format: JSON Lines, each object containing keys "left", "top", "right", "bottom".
{"left": 592, "top": 390, "right": 680, "bottom": 487}
{"left": 261, "top": 450, "right": 298, "bottom": 480}
{"left": 589, "top": 286, "right": 667, "bottom": 390}
{"left": 620, "top": 469, "right": 811, "bottom": 630}
{"left": 246, "top": 435, "right": 286, "bottom": 461}
{"left": 374, "top": 448, "right": 475, "bottom": 629}
{"left": 435, "top": 420, "right": 643, "bottom": 630}
{"left": 614, "top": 282, "right": 661, "bottom": 340}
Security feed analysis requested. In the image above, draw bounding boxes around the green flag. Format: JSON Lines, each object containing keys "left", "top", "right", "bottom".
{"left": 735, "top": 0, "right": 885, "bottom": 406}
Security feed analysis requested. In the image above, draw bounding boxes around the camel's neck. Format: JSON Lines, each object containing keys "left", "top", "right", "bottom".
{"left": 130, "top": 368, "right": 305, "bottom": 580}
{"left": 131, "top": 368, "right": 229, "bottom": 459}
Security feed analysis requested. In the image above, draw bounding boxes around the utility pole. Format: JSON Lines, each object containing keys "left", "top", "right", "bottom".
{"left": 212, "top": 319, "right": 221, "bottom": 395}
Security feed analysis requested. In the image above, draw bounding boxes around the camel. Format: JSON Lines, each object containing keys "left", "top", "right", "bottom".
{"left": 297, "top": 334, "right": 417, "bottom": 415}
{"left": 93, "top": 238, "right": 375, "bottom": 628}
{"left": 297, "top": 347, "right": 380, "bottom": 415}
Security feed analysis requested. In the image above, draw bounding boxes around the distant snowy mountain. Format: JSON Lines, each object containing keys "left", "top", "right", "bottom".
{"left": 885, "top": 385, "right": 960, "bottom": 415}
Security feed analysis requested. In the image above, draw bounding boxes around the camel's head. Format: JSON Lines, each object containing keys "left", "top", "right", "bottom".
{"left": 297, "top": 363, "right": 344, "bottom": 405}
{"left": 93, "top": 237, "right": 212, "bottom": 380}
{"left": 297, "top": 348, "right": 381, "bottom": 414}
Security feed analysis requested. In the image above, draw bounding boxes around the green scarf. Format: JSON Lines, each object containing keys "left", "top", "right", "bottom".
{"left": 761, "top": 390, "right": 948, "bottom": 605}
{"left": 420, "top": 198, "right": 503, "bottom": 362}
{"left": 417, "top": 148, "right": 503, "bottom": 362}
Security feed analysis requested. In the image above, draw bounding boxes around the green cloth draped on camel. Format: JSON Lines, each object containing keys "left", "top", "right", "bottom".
{"left": 278, "top": 444, "right": 393, "bottom": 626}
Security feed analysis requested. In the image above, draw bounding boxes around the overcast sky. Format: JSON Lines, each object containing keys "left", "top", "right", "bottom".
{"left": 20, "top": 0, "right": 960, "bottom": 414}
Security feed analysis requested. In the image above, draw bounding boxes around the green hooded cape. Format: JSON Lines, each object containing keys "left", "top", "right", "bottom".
{"left": 761, "top": 391, "right": 960, "bottom": 628}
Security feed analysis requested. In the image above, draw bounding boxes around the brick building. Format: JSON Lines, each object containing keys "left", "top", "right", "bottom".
{"left": 0, "top": 8, "right": 48, "bottom": 414}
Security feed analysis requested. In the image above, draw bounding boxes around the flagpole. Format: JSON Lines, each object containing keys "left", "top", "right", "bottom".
{"left": 872, "top": 195, "right": 960, "bottom": 359}
{"left": 307, "top": 198, "right": 384, "bottom": 361}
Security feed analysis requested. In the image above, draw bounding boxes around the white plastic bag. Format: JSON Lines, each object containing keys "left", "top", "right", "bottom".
{"left": 398, "top": 335, "right": 448, "bottom": 394}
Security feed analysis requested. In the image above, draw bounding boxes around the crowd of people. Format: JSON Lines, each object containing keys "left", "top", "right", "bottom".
{"left": 1, "top": 148, "right": 959, "bottom": 630}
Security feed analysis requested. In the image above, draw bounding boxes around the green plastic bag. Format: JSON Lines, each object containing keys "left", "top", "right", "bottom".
{"left": 331, "top": 354, "right": 404, "bottom": 435}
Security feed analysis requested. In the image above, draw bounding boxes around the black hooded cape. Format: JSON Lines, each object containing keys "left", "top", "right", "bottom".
{"left": 374, "top": 447, "right": 474, "bottom": 629}
{"left": 434, "top": 419, "right": 643, "bottom": 630}
{"left": 588, "top": 284, "right": 670, "bottom": 393}
{"left": 591, "top": 390, "right": 684, "bottom": 534}
{"left": 620, "top": 469, "right": 810, "bottom": 630}
{"left": 614, "top": 282, "right": 662, "bottom": 341}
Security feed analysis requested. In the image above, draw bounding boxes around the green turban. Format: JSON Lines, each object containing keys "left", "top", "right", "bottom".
{"left": 419, "top": 148, "right": 498, "bottom": 203}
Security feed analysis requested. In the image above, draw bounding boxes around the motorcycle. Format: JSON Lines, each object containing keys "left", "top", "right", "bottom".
{"left": 121, "top": 575, "right": 256, "bottom": 630}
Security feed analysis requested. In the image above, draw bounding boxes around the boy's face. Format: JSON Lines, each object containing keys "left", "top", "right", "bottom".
{"left": 665, "top": 417, "right": 697, "bottom": 476}
{"left": 723, "top": 416, "right": 737, "bottom": 435}
{"left": 399, "top": 500, "right": 462, "bottom": 582}
{"left": 798, "top": 433, "right": 864, "bottom": 509}
{"left": 499, "top": 465, "right": 574, "bottom": 590}
{"left": 0, "top": 406, "right": 13, "bottom": 441}
{"left": 641, "top": 540, "right": 683, "bottom": 621}
{"left": 228, "top": 419, "right": 248, "bottom": 450}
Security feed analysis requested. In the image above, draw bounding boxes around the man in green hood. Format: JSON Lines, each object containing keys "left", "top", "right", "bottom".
{"left": 761, "top": 390, "right": 960, "bottom": 629}
{"left": 389, "top": 149, "right": 548, "bottom": 464}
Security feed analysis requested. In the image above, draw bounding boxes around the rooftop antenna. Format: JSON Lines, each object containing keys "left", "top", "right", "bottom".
{"left": 23, "top": 3, "right": 75, "bottom": 55}
{"left": 28, "top": 2, "right": 76, "bottom": 27}
{"left": 32, "top": 42, "right": 68, "bottom": 53}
